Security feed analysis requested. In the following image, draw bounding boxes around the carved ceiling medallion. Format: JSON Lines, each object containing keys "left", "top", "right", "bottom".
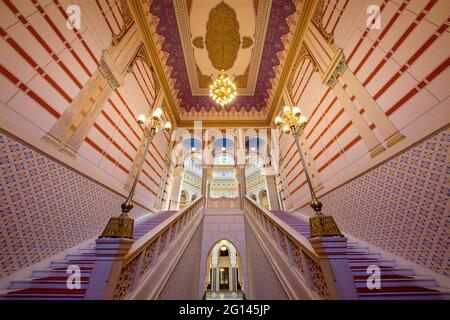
{"left": 205, "top": 2, "right": 240, "bottom": 71}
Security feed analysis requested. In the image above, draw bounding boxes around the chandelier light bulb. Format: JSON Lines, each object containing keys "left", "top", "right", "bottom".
{"left": 292, "top": 107, "right": 301, "bottom": 116}
{"left": 209, "top": 70, "right": 237, "bottom": 107}
{"left": 152, "top": 108, "right": 163, "bottom": 119}
{"left": 163, "top": 121, "right": 172, "bottom": 131}
{"left": 283, "top": 125, "right": 290, "bottom": 134}
{"left": 275, "top": 116, "right": 283, "bottom": 125}
{"left": 137, "top": 114, "right": 146, "bottom": 125}
{"left": 283, "top": 106, "right": 291, "bottom": 114}
{"left": 299, "top": 115, "right": 307, "bottom": 124}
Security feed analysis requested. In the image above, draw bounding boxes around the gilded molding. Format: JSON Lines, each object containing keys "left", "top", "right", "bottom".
{"left": 99, "top": 55, "right": 121, "bottom": 90}
{"left": 173, "top": 0, "right": 272, "bottom": 96}
{"left": 205, "top": 2, "right": 240, "bottom": 71}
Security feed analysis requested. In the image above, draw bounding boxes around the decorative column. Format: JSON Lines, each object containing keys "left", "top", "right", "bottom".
{"left": 264, "top": 174, "right": 281, "bottom": 210}
{"left": 340, "top": 69, "right": 405, "bottom": 147}
{"left": 44, "top": 24, "right": 142, "bottom": 154}
{"left": 211, "top": 247, "right": 219, "bottom": 295}
{"left": 333, "top": 81, "right": 385, "bottom": 157}
{"left": 168, "top": 165, "right": 184, "bottom": 210}
{"left": 230, "top": 246, "right": 238, "bottom": 293}
{"left": 301, "top": 22, "right": 386, "bottom": 157}
{"left": 201, "top": 166, "right": 210, "bottom": 195}
{"left": 154, "top": 148, "right": 172, "bottom": 212}
{"left": 236, "top": 165, "right": 247, "bottom": 208}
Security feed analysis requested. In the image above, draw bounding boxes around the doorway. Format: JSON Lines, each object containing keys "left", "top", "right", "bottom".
{"left": 219, "top": 267, "right": 229, "bottom": 290}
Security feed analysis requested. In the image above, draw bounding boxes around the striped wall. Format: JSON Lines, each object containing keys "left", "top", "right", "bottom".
{"left": 281, "top": 0, "right": 449, "bottom": 210}
{"left": 0, "top": 0, "right": 168, "bottom": 209}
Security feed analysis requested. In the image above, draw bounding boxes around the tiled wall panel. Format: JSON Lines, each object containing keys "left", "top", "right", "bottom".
{"left": 299, "top": 127, "right": 449, "bottom": 276}
{"left": 0, "top": 131, "right": 150, "bottom": 278}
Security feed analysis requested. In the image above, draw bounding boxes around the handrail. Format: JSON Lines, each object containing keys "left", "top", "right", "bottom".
{"left": 126, "top": 196, "right": 204, "bottom": 261}
{"left": 243, "top": 196, "right": 330, "bottom": 299}
{"left": 244, "top": 195, "right": 315, "bottom": 254}
{"left": 87, "top": 196, "right": 205, "bottom": 300}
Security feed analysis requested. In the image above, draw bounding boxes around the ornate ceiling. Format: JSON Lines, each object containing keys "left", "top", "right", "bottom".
{"left": 142, "top": 0, "right": 308, "bottom": 124}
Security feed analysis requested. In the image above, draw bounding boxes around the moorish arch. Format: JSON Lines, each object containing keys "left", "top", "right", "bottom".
{"left": 204, "top": 239, "right": 244, "bottom": 296}
{"left": 199, "top": 232, "right": 248, "bottom": 298}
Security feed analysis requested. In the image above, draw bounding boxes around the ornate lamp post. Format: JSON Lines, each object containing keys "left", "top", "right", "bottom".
{"left": 275, "top": 106, "right": 343, "bottom": 238}
{"left": 100, "top": 108, "right": 171, "bottom": 239}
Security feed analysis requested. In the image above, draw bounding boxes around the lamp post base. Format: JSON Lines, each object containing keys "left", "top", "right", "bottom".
{"left": 309, "top": 215, "right": 343, "bottom": 238}
{"left": 99, "top": 216, "right": 134, "bottom": 239}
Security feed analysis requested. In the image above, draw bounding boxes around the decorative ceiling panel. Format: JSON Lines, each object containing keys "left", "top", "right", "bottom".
{"left": 147, "top": 0, "right": 298, "bottom": 119}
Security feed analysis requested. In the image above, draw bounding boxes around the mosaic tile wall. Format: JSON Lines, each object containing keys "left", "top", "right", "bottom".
{"left": 318, "top": 127, "right": 450, "bottom": 276}
{"left": 0, "top": 132, "right": 151, "bottom": 278}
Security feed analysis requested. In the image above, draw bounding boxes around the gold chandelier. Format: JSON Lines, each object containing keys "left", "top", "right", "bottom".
{"left": 209, "top": 69, "right": 237, "bottom": 107}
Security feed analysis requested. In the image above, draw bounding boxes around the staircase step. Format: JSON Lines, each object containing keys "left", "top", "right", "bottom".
{"left": 1, "top": 287, "right": 86, "bottom": 298}
{"left": 66, "top": 254, "right": 97, "bottom": 261}
{"left": 346, "top": 247, "right": 369, "bottom": 253}
{"left": 50, "top": 260, "right": 95, "bottom": 268}
{"left": 0, "top": 292, "right": 85, "bottom": 300}
{"left": 347, "top": 253, "right": 382, "bottom": 259}
{"left": 357, "top": 286, "right": 450, "bottom": 300}
{"left": 351, "top": 268, "right": 416, "bottom": 277}
{"left": 9, "top": 279, "right": 89, "bottom": 290}
{"left": 78, "top": 248, "right": 96, "bottom": 254}
{"left": 32, "top": 269, "right": 92, "bottom": 278}
{"left": 348, "top": 260, "right": 397, "bottom": 267}
{"left": 353, "top": 276, "right": 437, "bottom": 288}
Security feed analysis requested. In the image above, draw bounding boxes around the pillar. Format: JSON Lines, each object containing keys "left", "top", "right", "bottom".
{"left": 44, "top": 24, "right": 142, "bottom": 154}
{"left": 302, "top": 20, "right": 404, "bottom": 158}
{"left": 334, "top": 81, "right": 385, "bottom": 158}
{"left": 341, "top": 69, "right": 405, "bottom": 148}
{"left": 201, "top": 166, "right": 210, "bottom": 195}
{"left": 237, "top": 165, "right": 247, "bottom": 208}
{"left": 264, "top": 174, "right": 281, "bottom": 210}
{"left": 230, "top": 246, "right": 238, "bottom": 292}
{"left": 168, "top": 165, "right": 184, "bottom": 210}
